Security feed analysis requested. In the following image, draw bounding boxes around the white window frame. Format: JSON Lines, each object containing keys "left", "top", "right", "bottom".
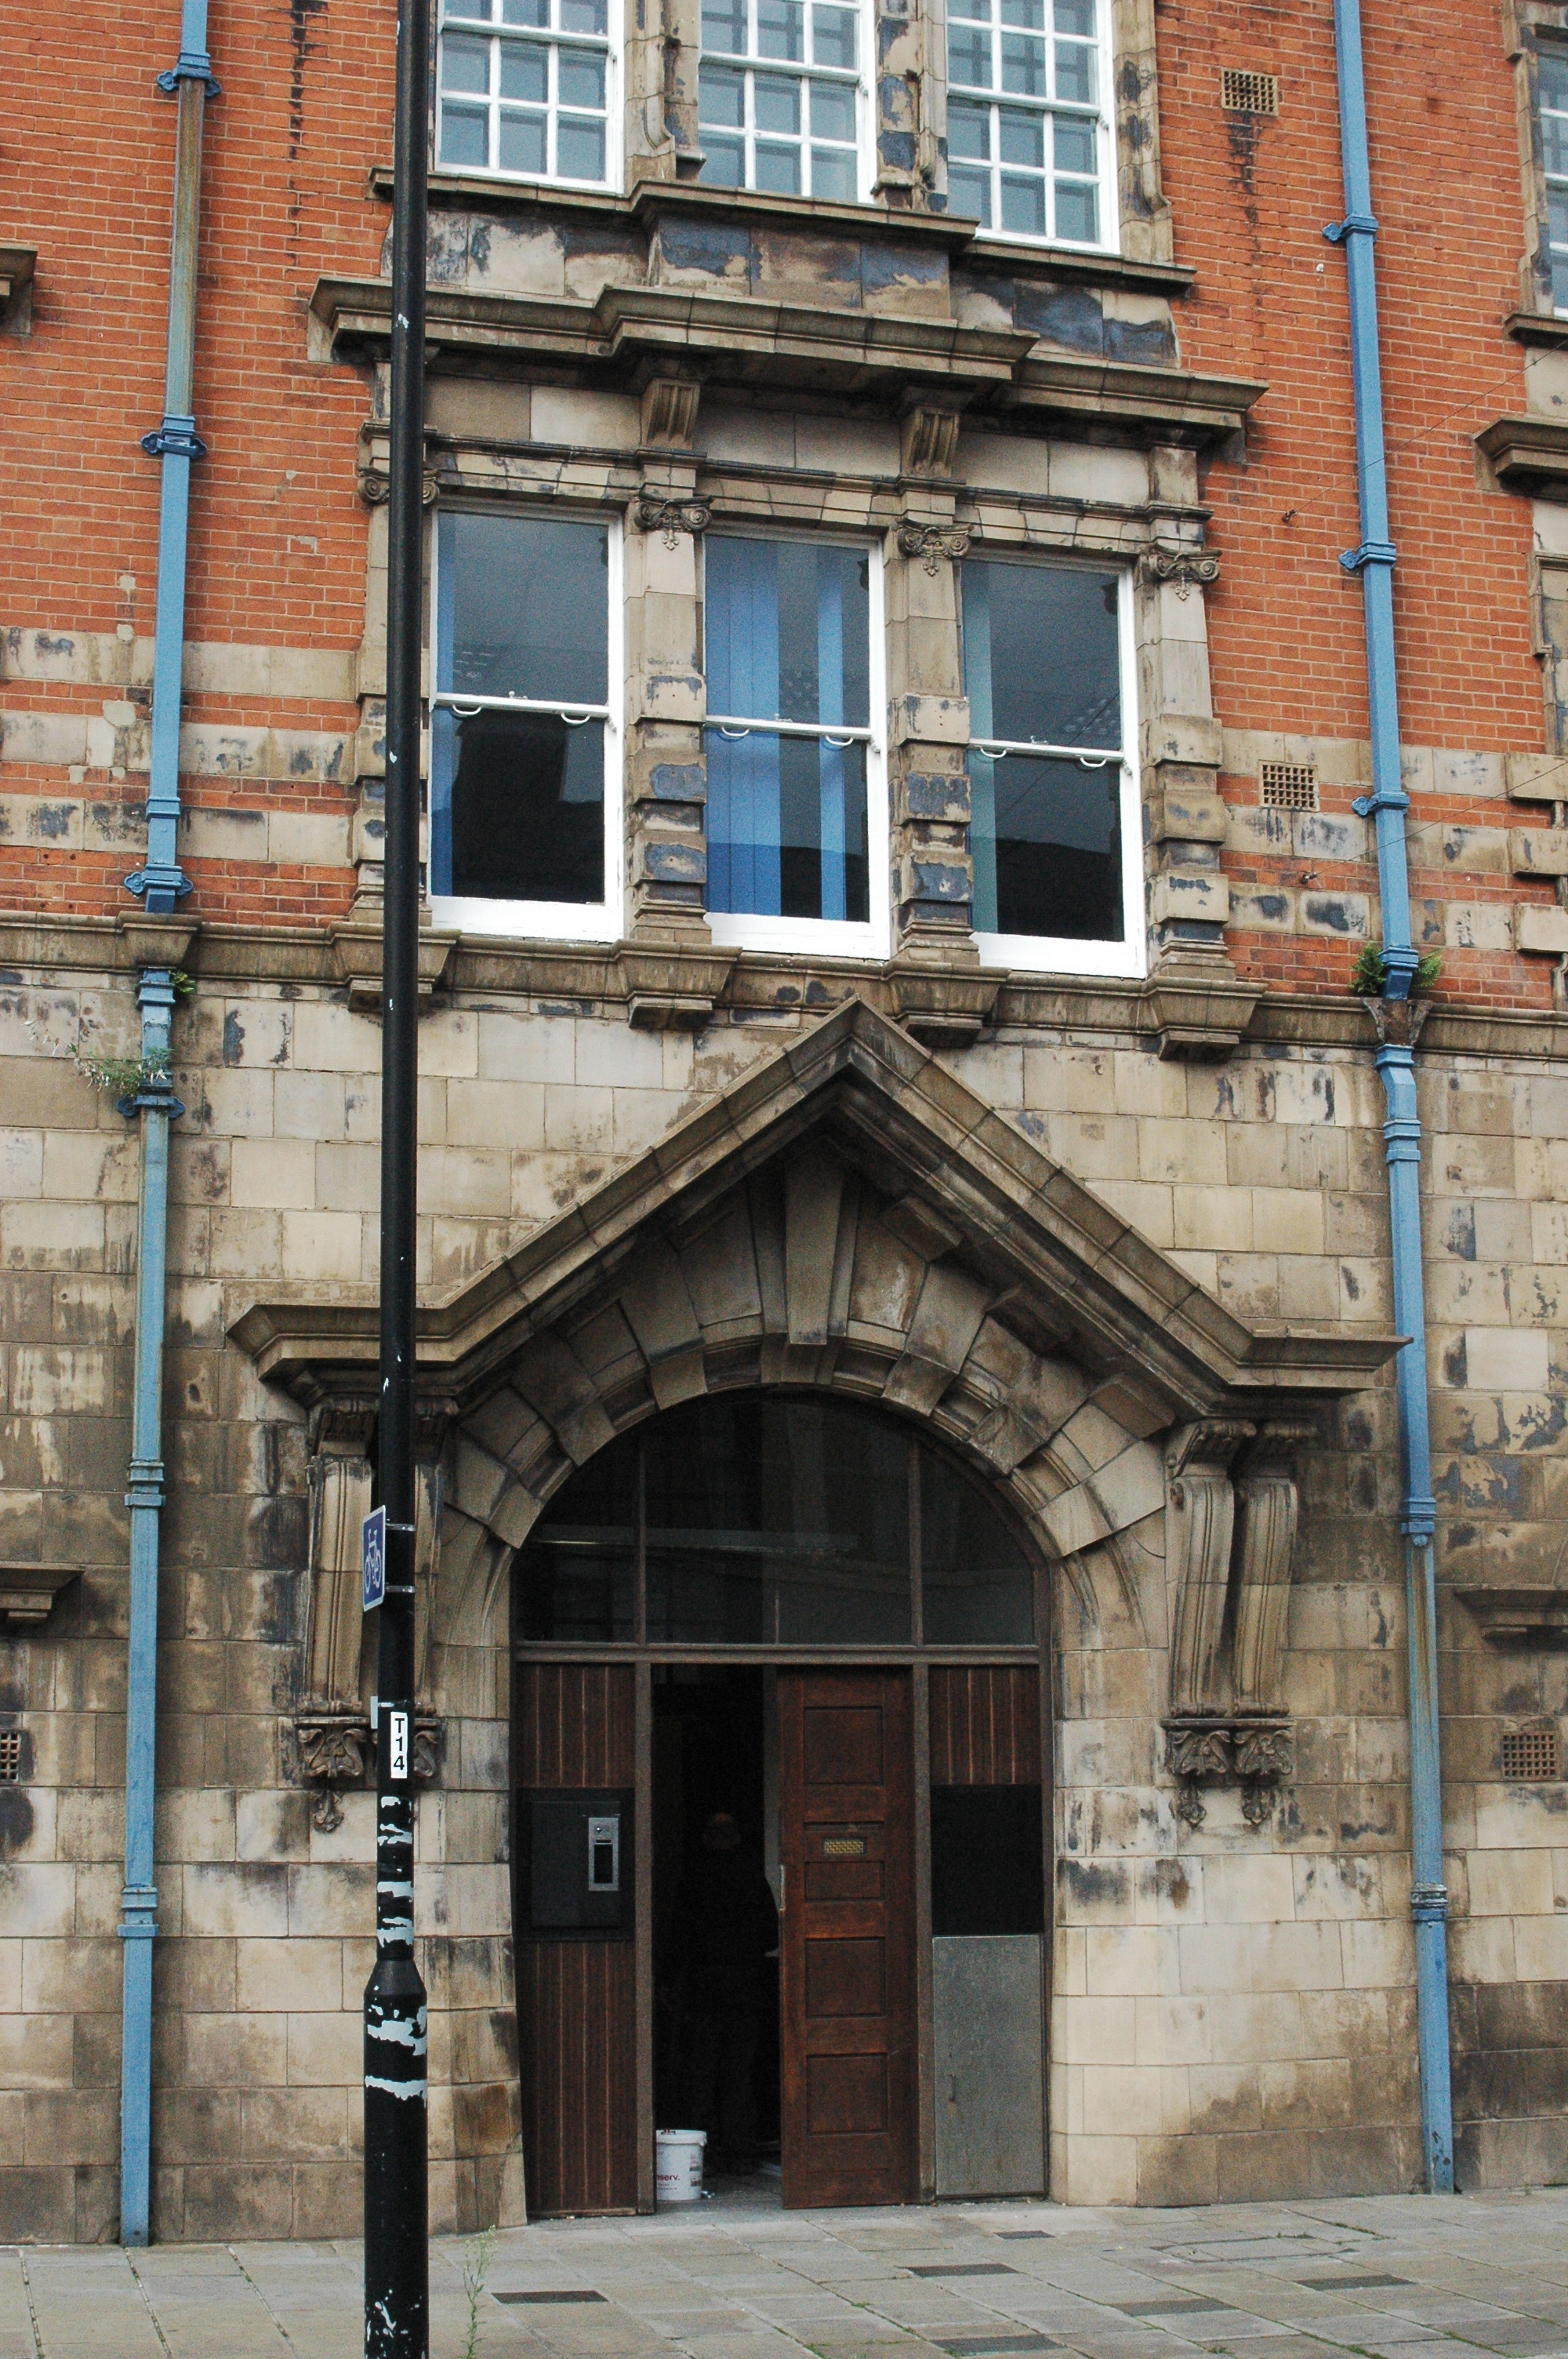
{"left": 427, "top": 504, "right": 625, "bottom": 943}
{"left": 701, "top": 525, "right": 889, "bottom": 961}
{"left": 966, "top": 560, "right": 1145, "bottom": 980}
{"left": 696, "top": 0, "right": 874, "bottom": 205}
{"left": 434, "top": 0, "right": 622, "bottom": 192}
{"left": 945, "top": 0, "right": 1119, "bottom": 255}
{"left": 1540, "top": 38, "right": 1568, "bottom": 315}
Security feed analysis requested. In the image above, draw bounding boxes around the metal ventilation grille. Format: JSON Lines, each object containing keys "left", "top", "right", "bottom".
{"left": 1501, "top": 1728, "right": 1561, "bottom": 1782}
{"left": 0, "top": 1732, "right": 19, "bottom": 1784}
{"left": 1221, "top": 69, "right": 1279, "bottom": 114}
{"left": 1261, "top": 760, "right": 1317, "bottom": 810}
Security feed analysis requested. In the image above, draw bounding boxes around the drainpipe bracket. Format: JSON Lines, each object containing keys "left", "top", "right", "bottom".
{"left": 140, "top": 416, "right": 209, "bottom": 463}
{"left": 1340, "top": 539, "right": 1397, "bottom": 573}
{"left": 117, "top": 1089, "right": 185, "bottom": 1122}
{"left": 155, "top": 52, "right": 222, "bottom": 98}
{"left": 125, "top": 1458, "right": 167, "bottom": 1513}
{"left": 1401, "top": 1495, "right": 1438, "bottom": 1545}
{"left": 1352, "top": 786, "right": 1410, "bottom": 816}
{"left": 1323, "top": 212, "right": 1378, "bottom": 242}
{"left": 124, "top": 863, "right": 194, "bottom": 913}
{"left": 118, "top": 1885, "right": 161, "bottom": 1939}
{"left": 1410, "top": 1883, "right": 1449, "bottom": 1924}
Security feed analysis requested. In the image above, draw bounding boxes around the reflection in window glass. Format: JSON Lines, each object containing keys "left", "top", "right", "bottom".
{"left": 437, "top": 0, "right": 613, "bottom": 184}
{"left": 704, "top": 536, "right": 872, "bottom": 924}
{"left": 1543, "top": 48, "right": 1568, "bottom": 312}
{"left": 947, "top": 0, "right": 1105, "bottom": 244}
{"left": 513, "top": 1395, "right": 1038, "bottom": 1645}
{"left": 698, "top": 0, "right": 862, "bottom": 197}
{"left": 430, "top": 511, "right": 611, "bottom": 907}
{"left": 517, "top": 1430, "right": 637, "bottom": 1641}
{"left": 647, "top": 1398, "right": 911, "bottom": 1643}
{"left": 921, "top": 1454, "right": 1034, "bottom": 1644}
{"left": 961, "top": 558, "right": 1125, "bottom": 943}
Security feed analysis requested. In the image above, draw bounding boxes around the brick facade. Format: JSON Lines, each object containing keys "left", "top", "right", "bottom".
{"left": 2, "top": 0, "right": 1568, "bottom": 2243}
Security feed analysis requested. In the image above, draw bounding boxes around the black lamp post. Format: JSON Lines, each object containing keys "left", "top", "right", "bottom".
{"left": 365, "top": 0, "right": 430, "bottom": 2339}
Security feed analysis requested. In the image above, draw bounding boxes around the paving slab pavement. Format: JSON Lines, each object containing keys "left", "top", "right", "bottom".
{"left": 5, "top": 2188, "right": 1568, "bottom": 2359}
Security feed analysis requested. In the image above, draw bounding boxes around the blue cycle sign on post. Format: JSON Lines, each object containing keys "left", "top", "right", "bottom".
{"left": 362, "top": 1505, "right": 387, "bottom": 1613}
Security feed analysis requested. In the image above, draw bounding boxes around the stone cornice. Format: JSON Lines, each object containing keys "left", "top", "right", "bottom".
{"left": 364, "top": 166, "right": 1199, "bottom": 299}
{"left": 1504, "top": 307, "right": 1568, "bottom": 347}
{"left": 309, "top": 276, "right": 1261, "bottom": 443}
{"left": 230, "top": 996, "right": 1399, "bottom": 1414}
{"left": 1476, "top": 412, "right": 1568, "bottom": 495}
{"left": 5, "top": 912, "right": 1568, "bottom": 1060}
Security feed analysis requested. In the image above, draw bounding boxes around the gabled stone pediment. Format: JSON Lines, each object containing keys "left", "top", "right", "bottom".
{"left": 233, "top": 996, "right": 1394, "bottom": 1423}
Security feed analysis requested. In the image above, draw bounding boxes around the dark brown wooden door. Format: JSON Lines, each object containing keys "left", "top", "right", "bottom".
{"left": 779, "top": 1670, "right": 916, "bottom": 2208}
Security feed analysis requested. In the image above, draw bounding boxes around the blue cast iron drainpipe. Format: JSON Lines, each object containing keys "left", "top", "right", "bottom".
{"left": 118, "top": 0, "right": 216, "bottom": 2247}
{"left": 1327, "top": 0, "right": 1454, "bottom": 2191}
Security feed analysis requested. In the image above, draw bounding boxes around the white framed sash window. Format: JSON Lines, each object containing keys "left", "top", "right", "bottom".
{"left": 702, "top": 530, "right": 888, "bottom": 958}
{"left": 697, "top": 0, "right": 869, "bottom": 202}
{"left": 429, "top": 507, "right": 623, "bottom": 941}
{"left": 946, "top": 0, "right": 1116, "bottom": 249}
{"left": 960, "top": 557, "right": 1144, "bottom": 977}
{"left": 436, "top": 0, "right": 618, "bottom": 188}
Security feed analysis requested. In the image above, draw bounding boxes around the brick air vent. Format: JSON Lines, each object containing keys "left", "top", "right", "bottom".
{"left": 1221, "top": 69, "right": 1279, "bottom": 114}
{"left": 1261, "top": 760, "right": 1318, "bottom": 810}
{"left": 1501, "top": 1728, "right": 1561, "bottom": 1782}
{"left": 0, "top": 1731, "right": 19, "bottom": 1783}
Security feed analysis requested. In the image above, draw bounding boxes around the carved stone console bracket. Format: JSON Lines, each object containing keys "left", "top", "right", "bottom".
{"left": 1138, "top": 543, "right": 1221, "bottom": 596}
{"left": 294, "top": 1708, "right": 444, "bottom": 1832}
{"left": 329, "top": 923, "right": 459, "bottom": 1012}
{"left": 633, "top": 490, "right": 711, "bottom": 545}
{"left": 1165, "top": 1714, "right": 1294, "bottom": 1826}
{"left": 895, "top": 520, "right": 972, "bottom": 575}
{"left": 0, "top": 1563, "right": 80, "bottom": 1627}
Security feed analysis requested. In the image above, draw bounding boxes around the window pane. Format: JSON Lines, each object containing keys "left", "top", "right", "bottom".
{"left": 499, "top": 42, "right": 548, "bottom": 98}
{"left": 1546, "top": 114, "right": 1568, "bottom": 182}
{"left": 701, "top": 132, "right": 746, "bottom": 181}
{"left": 702, "top": 0, "right": 747, "bottom": 49}
{"left": 1052, "top": 113, "right": 1094, "bottom": 174}
{"left": 516, "top": 1430, "right": 637, "bottom": 1641}
{"left": 438, "top": 510, "right": 609, "bottom": 703}
{"left": 557, "top": 113, "right": 607, "bottom": 176}
{"left": 1054, "top": 176, "right": 1097, "bottom": 242}
{"left": 812, "top": 2, "right": 858, "bottom": 64}
{"left": 754, "top": 140, "right": 801, "bottom": 191}
{"left": 949, "top": 99, "right": 991, "bottom": 159}
{"left": 706, "top": 536, "right": 869, "bottom": 727}
{"left": 921, "top": 1455, "right": 1034, "bottom": 1643}
{"left": 1542, "top": 48, "right": 1568, "bottom": 112}
{"left": 558, "top": 47, "right": 606, "bottom": 106}
{"left": 757, "top": 0, "right": 805, "bottom": 56}
{"left": 1555, "top": 251, "right": 1568, "bottom": 314}
{"left": 1000, "top": 173, "right": 1045, "bottom": 235}
{"left": 961, "top": 559, "right": 1120, "bottom": 747}
{"left": 1002, "top": 0, "right": 1044, "bottom": 26}
{"left": 645, "top": 1400, "right": 912, "bottom": 1645}
{"left": 998, "top": 107, "right": 1044, "bottom": 166}
{"left": 810, "top": 78, "right": 856, "bottom": 140}
{"left": 432, "top": 707, "right": 606, "bottom": 903}
{"left": 501, "top": 0, "right": 548, "bottom": 23}
{"left": 706, "top": 732, "right": 869, "bottom": 920}
{"left": 755, "top": 73, "right": 801, "bottom": 132}
{"left": 1054, "top": 0, "right": 1093, "bottom": 31}
{"left": 440, "top": 103, "right": 492, "bottom": 165}
{"left": 1053, "top": 35, "right": 1093, "bottom": 99}
{"left": 442, "top": 32, "right": 492, "bottom": 90}
{"left": 811, "top": 143, "right": 857, "bottom": 199}
{"left": 971, "top": 749, "right": 1121, "bottom": 938}
{"left": 498, "top": 107, "right": 549, "bottom": 170}
{"left": 560, "top": 0, "right": 608, "bottom": 27}
{"left": 948, "top": 162, "right": 991, "bottom": 222}
{"left": 1000, "top": 31, "right": 1047, "bottom": 92}
{"left": 699, "top": 64, "right": 746, "bottom": 123}
{"left": 948, "top": 24, "right": 992, "bottom": 85}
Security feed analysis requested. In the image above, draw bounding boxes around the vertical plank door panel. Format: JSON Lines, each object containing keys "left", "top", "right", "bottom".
{"left": 779, "top": 1670, "right": 916, "bottom": 2207}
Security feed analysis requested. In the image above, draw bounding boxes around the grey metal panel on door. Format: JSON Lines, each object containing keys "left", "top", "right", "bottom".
{"left": 932, "top": 1933, "right": 1044, "bottom": 2196}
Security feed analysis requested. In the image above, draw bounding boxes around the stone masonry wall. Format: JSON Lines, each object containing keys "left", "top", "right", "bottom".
{"left": 1, "top": 965, "right": 1566, "bottom": 2234}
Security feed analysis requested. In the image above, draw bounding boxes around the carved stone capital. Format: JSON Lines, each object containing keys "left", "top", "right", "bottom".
{"left": 895, "top": 520, "right": 971, "bottom": 574}
{"left": 1138, "top": 543, "right": 1221, "bottom": 596}
{"left": 358, "top": 465, "right": 440, "bottom": 509}
{"left": 1165, "top": 1713, "right": 1291, "bottom": 1826}
{"left": 633, "top": 490, "right": 711, "bottom": 544}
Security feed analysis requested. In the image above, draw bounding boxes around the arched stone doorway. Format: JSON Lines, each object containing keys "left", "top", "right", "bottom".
{"left": 511, "top": 1389, "right": 1050, "bottom": 2213}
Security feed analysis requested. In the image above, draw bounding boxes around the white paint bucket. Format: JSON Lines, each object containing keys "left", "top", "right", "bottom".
{"left": 655, "top": 2128, "right": 707, "bottom": 2204}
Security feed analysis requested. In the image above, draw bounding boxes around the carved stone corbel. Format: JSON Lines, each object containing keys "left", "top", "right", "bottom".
{"left": 633, "top": 489, "right": 711, "bottom": 546}
{"left": 1232, "top": 1422, "right": 1313, "bottom": 1712}
{"left": 1166, "top": 1419, "right": 1254, "bottom": 1716}
{"left": 895, "top": 520, "right": 971, "bottom": 575}
{"left": 899, "top": 402, "right": 964, "bottom": 479}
